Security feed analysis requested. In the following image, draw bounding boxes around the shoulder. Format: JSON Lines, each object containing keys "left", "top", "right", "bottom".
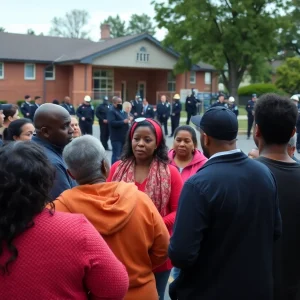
{"left": 168, "top": 164, "right": 182, "bottom": 182}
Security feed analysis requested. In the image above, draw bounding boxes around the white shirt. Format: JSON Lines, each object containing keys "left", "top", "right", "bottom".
{"left": 209, "top": 149, "right": 241, "bottom": 160}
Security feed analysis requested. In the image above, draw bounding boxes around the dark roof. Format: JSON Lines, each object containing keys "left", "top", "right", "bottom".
{"left": 0, "top": 32, "right": 216, "bottom": 71}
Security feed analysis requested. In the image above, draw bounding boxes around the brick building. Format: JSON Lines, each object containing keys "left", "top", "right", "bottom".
{"left": 0, "top": 26, "right": 218, "bottom": 106}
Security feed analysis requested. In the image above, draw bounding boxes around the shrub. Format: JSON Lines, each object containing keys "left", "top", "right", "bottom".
{"left": 238, "top": 83, "right": 287, "bottom": 97}
{"left": 0, "top": 100, "right": 7, "bottom": 104}
{"left": 17, "top": 100, "right": 35, "bottom": 107}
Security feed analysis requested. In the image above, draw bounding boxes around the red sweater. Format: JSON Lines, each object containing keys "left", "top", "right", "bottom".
{"left": 0, "top": 209, "right": 129, "bottom": 300}
{"left": 107, "top": 161, "right": 183, "bottom": 272}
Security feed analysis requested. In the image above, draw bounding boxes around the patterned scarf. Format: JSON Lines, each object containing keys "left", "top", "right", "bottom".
{"left": 112, "top": 158, "right": 171, "bottom": 217}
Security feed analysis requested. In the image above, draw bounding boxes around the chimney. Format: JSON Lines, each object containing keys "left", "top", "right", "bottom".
{"left": 101, "top": 24, "right": 111, "bottom": 40}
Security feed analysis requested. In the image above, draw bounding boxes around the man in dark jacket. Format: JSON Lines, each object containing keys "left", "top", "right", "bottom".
{"left": 0, "top": 103, "right": 11, "bottom": 144}
{"left": 61, "top": 96, "right": 76, "bottom": 115}
{"left": 141, "top": 98, "right": 155, "bottom": 118}
{"left": 211, "top": 93, "right": 228, "bottom": 108}
{"left": 156, "top": 95, "right": 171, "bottom": 135}
{"left": 246, "top": 93, "right": 257, "bottom": 139}
{"left": 131, "top": 94, "right": 143, "bottom": 119}
{"left": 20, "top": 95, "right": 32, "bottom": 118}
{"left": 185, "top": 89, "right": 197, "bottom": 125}
{"left": 107, "top": 97, "right": 129, "bottom": 164}
{"left": 169, "top": 106, "right": 281, "bottom": 300}
{"left": 76, "top": 95, "right": 95, "bottom": 135}
{"left": 96, "top": 96, "right": 111, "bottom": 150}
{"left": 32, "top": 103, "right": 76, "bottom": 200}
{"left": 254, "top": 94, "right": 300, "bottom": 300}
{"left": 30, "top": 96, "right": 42, "bottom": 121}
{"left": 170, "top": 94, "right": 182, "bottom": 137}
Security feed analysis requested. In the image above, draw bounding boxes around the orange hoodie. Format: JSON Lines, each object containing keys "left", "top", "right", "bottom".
{"left": 54, "top": 181, "right": 170, "bottom": 300}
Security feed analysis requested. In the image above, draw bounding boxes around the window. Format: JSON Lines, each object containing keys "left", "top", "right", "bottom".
{"left": 167, "top": 71, "right": 176, "bottom": 92}
{"left": 24, "top": 63, "right": 36, "bottom": 80}
{"left": 136, "top": 46, "right": 149, "bottom": 62}
{"left": 93, "top": 69, "right": 114, "bottom": 99}
{"left": 190, "top": 71, "right": 196, "bottom": 84}
{"left": 45, "top": 65, "right": 55, "bottom": 80}
{"left": 0, "top": 62, "right": 4, "bottom": 79}
{"left": 205, "top": 72, "right": 211, "bottom": 85}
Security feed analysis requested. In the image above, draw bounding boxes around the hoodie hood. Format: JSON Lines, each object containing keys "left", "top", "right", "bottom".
{"left": 57, "top": 181, "right": 138, "bottom": 235}
{"left": 168, "top": 149, "right": 207, "bottom": 167}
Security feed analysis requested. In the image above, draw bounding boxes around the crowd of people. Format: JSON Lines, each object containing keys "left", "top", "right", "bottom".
{"left": 0, "top": 92, "right": 300, "bottom": 300}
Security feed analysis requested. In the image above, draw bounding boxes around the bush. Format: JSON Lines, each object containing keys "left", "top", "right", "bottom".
{"left": 238, "top": 83, "right": 287, "bottom": 97}
{"left": 0, "top": 100, "right": 7, "bottom": 104}
{"left": 17, "top": 100, "right": 35, "bottom": 107}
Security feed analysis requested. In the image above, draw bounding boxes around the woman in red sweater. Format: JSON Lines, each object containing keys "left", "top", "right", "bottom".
{"left": 0, "top": 142, "right": 128, "bottom": 300}
{"left": 107, "top": 117, "right": 183, "bottom": 299}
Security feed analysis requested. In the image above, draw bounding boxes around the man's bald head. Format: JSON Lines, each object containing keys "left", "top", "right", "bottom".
{"left": 34, "top": 103, "right": 73, "bottom": 148}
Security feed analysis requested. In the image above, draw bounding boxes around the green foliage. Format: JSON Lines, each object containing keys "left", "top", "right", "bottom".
{"left": 152, "top": 0, "right": 290, "bottom": 100}
{"left": 27, "top": 29, "right": 36, "bottom": 35}
{"left": 238, "top": 83, "right": 286, "bottom": 96}
{"left": 49, "top": 9, "right": 90, "bottom": 39}
{"left": 128, "top": 14, "right": 156, "bottom": 35}
{"left": 0, "top": 27, "right": 5, "bottom": 32}
{"left": 101, "top": 15, "right": 127, "bottom": 38}
{"left": 0, "top": 100, "right": 7, "bottom": 104}
{"left": 276, "top": 57, "right": 300, "bottom": 94}
{"left": 248, "top": 58, "right": 273, "bottom": 84}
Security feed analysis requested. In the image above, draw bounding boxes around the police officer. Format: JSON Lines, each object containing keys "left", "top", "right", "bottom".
{"left": 185, "top": 89, "right": 197, "bottom": 125}
{"left": 170, "top": 94, "right": 182, "bottom": 137}
{"left": 76, "top": 95, "right": 95, "bottom": 135}
{"left": 96, "top": 96, "right": 111, "bottom": 150}
{"left": 291, "top": 95, "right": 300, "bottom": 153}
{"left": 20, "top": 95, "right": 32, "bottom": 118}
{"left": 30, "top": 96, "right": 42, "bottom": 121}
{"left": 157, "top": 95, "right": 171, "bottom": 136}
{"left": 211, "top": 93, "right": 228, "bottom": 108}
{"left": 228, "top": 96, "right": 239, "bottom": 117}
{"left": 246, "top": 93, "right": 257, "bottom": 139}
{"left": 131, "top": 94, "right": 143, "bottom": 119}
{"left": 61, "top": 96, "right": 76, "bottom": 115}
{"left": 141, "top": 98, "right": 155, "bottom": 118}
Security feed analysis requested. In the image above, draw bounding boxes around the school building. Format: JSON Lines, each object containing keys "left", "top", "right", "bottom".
{"left": 0, "top": 25, "right": 218, "bottom": 106}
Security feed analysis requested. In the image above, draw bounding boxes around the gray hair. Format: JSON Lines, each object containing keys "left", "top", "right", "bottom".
{"left": 63, "top": 135, "right": 108, "bottom": 184}
{"left": 288, "top": 135, "right": 296, "bottom": 148}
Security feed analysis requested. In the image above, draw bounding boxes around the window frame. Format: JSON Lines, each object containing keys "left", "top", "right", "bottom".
{"left": 190, "top": 70, "right": 196, "bottom": 84}
{"left": 205, "top": 72, "right": 212, "bottom": 85}
{"left": 24, "top": 63, "right": 36, "bottom": 80}
{"left": 45, "top": 65, "right": 55, "bottom": 80}
{"left": 0, "top": 62, "right": 4, "bottom": 79}
{"left": 167, "top": 71, "right": 176, "bottom": 92}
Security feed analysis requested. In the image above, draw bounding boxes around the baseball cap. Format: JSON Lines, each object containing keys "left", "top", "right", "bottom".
{"left": 0, "top": 104, "right": 12, "bottom": 110}
{"left": 291, "top": 95, "right": 299, "bottom": 102}
{"left": 191, "top": 107, "right": 238, "bottom": 140}
{"left": 84, "top": 95, "right": 91, "bottom": 102}
{"left": 252, "top": 94, "right": 257, "bottom": 98}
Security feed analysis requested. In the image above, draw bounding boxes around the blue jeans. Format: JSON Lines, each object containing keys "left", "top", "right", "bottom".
{"left": 111, "top": 141, "right": 123, "bottom": 165}
{"left": 154, "top": 270, "right": 171, "bottom": 299}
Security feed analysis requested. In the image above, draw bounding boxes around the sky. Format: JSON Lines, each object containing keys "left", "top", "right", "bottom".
{"left": 0, "top": 0, "right": 168, "bottom": 41}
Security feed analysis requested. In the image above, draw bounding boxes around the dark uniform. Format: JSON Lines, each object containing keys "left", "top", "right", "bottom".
{"left": 157, "top": 101, "right": 171, "bottom": 135}
{"left": 141, "top": 104, "right": 155, "bottom": 118}
{"left": 20, "top": 101, "right": 32, "bottom": 118}
{"left": 246, "top": 99, "right": 256, "bottom": 138}
{"left": 185, "top": 93, "right": 197, "bottom": 125}
{"left": 61, "top": 102, "right": 76, "bottom": 115}
{"left": 211, "top": 101, "right": 228, "bottom": 108}
{"left": 131, "top": 98, "right": 143, "bottom": 119}
{"left": 76, "top": 103, "right": 94, "bottom": 135}
{"left": 296, "top": 105, "right": 300, "bottom": 153}
{"left": 30, "top": 103, "right": 40, "bottom": 120}
{"left": 228, "top": 103, "right": 239, "bottom": 117}
{"left": 170, "top": 99, "right": 182, "bottom": 137}
{"left": 96, "top": 100, "right": 111, "bottom": 150}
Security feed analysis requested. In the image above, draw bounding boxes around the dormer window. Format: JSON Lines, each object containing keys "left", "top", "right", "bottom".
{"left": 136, "top": 47, "right": 149, "bottom": 62}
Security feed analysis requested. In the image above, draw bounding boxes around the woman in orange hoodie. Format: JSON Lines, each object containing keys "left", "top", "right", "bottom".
{"left": 53, "top": 135, "right": 170, "bottom": 300}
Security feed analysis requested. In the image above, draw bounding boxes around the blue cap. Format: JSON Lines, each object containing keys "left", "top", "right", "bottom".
{"left": 252, "top": 94, "right": 257, "bottom": 98}
{"left": 191, "top": 107, "right": 238, "bottom": 140}
{"left": 0, "top": 104, "right": 12, "bottom": 110}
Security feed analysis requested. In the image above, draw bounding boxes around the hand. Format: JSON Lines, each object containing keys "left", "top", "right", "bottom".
{"left": 172, "top": 113, "right": 175, "bottom": 116}
{"left": 26, "top": 113, "right": 29, "bottom": 116}
{"left": 141, "top": 112, "right": 144, "bottom": 115}
{"left": 129, "top": 116, "right": 134, "bottom": 122}
{"left": 81, "top": 117, "right": 85, "bottom": 121}
{"left": 134, "top": 113, "right": 137, "bottom": 116}
{"left": 124, "top": 119, "right": 129, "bottom": 124}
{"left": 103, "top": 119, "right": 108, "bottom": 124}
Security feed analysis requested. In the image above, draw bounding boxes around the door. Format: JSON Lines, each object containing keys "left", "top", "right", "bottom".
{"left": 137, "top": 81, "right": 146, "bottom": 99}
{"left": 121, "top": 81, "right": 127, "bottom": 101}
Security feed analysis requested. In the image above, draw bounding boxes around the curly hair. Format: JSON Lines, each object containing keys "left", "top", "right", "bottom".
{"left": 120, "top": 120, "right": 169, "bottom": 164}
{"left": 0, "top": 142, "right": 55, "bottom": 275}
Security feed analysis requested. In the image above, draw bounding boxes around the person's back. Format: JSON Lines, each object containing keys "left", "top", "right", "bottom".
{"left": 0, "top": 210, "right": 128, "bottom": 300}
{"left": 54, "top": 181, "right": 169, "bottom": 300}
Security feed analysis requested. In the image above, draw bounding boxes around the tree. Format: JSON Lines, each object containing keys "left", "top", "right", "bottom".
{"left": 276, "top": 57, "right": 300, "bottom": 94}
{"left": 128, "top": 14, "right": 156, "bottom": 35}
{"left": 27, "top": 29, "right": 35, "bottom": 35}
{"left": 101, "top": 15, "right": 127, "bottom": 38}
{"left": 0, "top": 27, "right": 5, "bottom": 32}
{"left": 49, "top": 9, "right": 90, "bottom": 39}
{"left": 153, "top": 0, "right": 289, "bottom": 101}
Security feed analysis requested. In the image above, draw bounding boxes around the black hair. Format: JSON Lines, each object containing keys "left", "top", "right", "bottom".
{"left": 3, "top": 104, "right": 18, "bottom": 122}
{"left": 34, "top": 96, "right": 41, "bottom": 100}
{"left": 24, "top": 95, "right": 30, "bottom": 100}
{"left": 0, "top": 142, "right": 55, "bottom": 275}
{"left": 120, "top": 119, "right": 169, "bottom": 164}
{"left": 52, "top": 99, "right": 60, "bottom": 105}
{"left": 174, "top": 125, "right": 198, "bottom": 148}
{"left": 255, "top": 93, "right": 298, "bottom": 145}
{"left": 3, "top": 118, "right": 33, "bottom": 141}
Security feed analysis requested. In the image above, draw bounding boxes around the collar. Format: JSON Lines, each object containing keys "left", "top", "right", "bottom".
{"left": 209, "top": 149, "right": 241, "bottom": 160}
{"left": 32, "top": 136, "right": 64, "bottom": 155}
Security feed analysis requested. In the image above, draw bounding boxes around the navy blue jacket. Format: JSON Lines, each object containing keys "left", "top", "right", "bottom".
{"left": 61, "top": 103, "right": 76, "bottom": 115}
{"left": 131, "top": 100, "right": 143, "bottom": 118}
{"left": 246, "top": 99, "right": 255, "bottom": 116}
{"left": 156, "top": 102, "right": 171, "bottom": 120}
{"left": 20, "top": 101, "right": 32, "bottom": 118}
{"left": 76, "top": 104, "right": 94, "bottom": 123}
{"left": 171, "top": 100, "right": 182, "bottom": 117}
{"left": 185, "top": 95, "right": 198, "bottom": 114}
{"left": 107, "top": 107, "right": 129, "bottom": 143}
{"left": 141, "top": 104, "right": 155, "bottom": 119}
{"left": 169, "top": 152, "right": 281, "bottom": 300}
{"left": 32, "top": 136, "right": 77, "bottom": 200}
{"left": 30, "top": 103, "right": 40, "bottom": 120}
